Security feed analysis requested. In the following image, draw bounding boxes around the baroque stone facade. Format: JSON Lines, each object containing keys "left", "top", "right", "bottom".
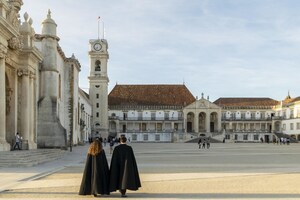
{"left": 0, "top": 1, "right": 87, "bottom": 151}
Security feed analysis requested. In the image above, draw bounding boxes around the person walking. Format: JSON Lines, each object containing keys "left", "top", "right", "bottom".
{"left": 198, "top": 138, "right": 202, "bottom": 149}
{"left": 109, "top": 135, "right": 141, "bottom": 197}
{"left": 207, "top": 137, "right": 211, "bottom": 149}
{"left": 79, "top": 138, "right": 110, "bottom": 197}
{"left": 13, "top": 132, "right": 21, "bottom": 150}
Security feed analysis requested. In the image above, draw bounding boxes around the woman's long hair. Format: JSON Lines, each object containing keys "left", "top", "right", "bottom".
{"left": 88, "top": 139, "right": 103, "bottom": 156}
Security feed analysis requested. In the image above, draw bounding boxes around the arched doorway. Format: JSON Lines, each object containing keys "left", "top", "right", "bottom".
{"left": 187, "top": 112, "right": 194, "bottom": 132}
{"left": 297, "top": 135, "right": 300, "bottom": 141}
{"left": 210, "top": 112, "right": 218, "bottom": 132}
{"left": 198, "top": 112, "right": 206, "bottom": 132}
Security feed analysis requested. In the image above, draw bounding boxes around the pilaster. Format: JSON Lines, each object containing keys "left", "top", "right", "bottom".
{"left": 0, "top": 44, "right": 10, "bottom": 151}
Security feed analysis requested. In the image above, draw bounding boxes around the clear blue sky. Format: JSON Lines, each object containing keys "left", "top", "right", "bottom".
{"left": 21, "top": 0, "right": 300, "bottom": 101}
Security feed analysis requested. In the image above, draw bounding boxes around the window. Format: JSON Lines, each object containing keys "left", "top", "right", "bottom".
{"left": 282, "top": 124, "right": 286, "bottom": 131}
{"left": 96, "top": 103, "right": 99, "bottom": 108}
{"left": 156, "top": 123, "right": 162, "bottom": 131}
{"left": 254, "top": 135, "right": 259, "bottom": 140}
{"left": 243, "top": 134, "right": 248, "bottom": 140}
{"left": 96, "top": 112, "right": 99, "bottom": 117}
{"left": 96, "top": 94, "right": 99, "bottom": 98}
{"left": 241, "top": 113, "right": 245, "bottom": 119}
{"left": 140, "top": 123, "right": 147, "bottom": 131}
{"left": 143, "top": 134, "right": 148, "bottom": 141}
{"left": 132, "top": 134, "right": 137, "bottom": 141}
{"left": 95, "top": 60, "right": 101, "bottom": 71}
{"left": 234, "top": 134, "right": 238, "bottom": 140}
{"left": 290, "top": 123, "right": 294, "bottom": 130}
{"left": 297, "top": 123, "right": 300, "bottom": 130}
{"left": 155, "top": 134, "right": 160, "bottom": 141}
{"left": 225, "top": 134, "right": 230, "bottom": 139}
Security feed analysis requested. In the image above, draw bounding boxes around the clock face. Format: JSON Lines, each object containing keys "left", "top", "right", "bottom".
{"left": 93, "top": 43, "right": 102, "bottom": 51}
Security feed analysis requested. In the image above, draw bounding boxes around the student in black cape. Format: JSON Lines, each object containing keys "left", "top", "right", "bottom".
{"left": 109, "top": 135, "right": 141, "bottom": 197}
{"left": 79, "top": 138, "right": 110, "bottom": 197}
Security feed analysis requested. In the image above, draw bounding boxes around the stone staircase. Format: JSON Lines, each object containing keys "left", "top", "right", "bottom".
{"left": 0, "top": 149, "right": 66, "bottom": 167}
{"left": 273, "top": 132, "right": 298, "bottom": 143}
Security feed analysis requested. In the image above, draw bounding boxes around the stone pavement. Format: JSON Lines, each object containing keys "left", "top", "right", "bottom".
{"left": 1, "top": 143, "right": 300, "bottom": 200}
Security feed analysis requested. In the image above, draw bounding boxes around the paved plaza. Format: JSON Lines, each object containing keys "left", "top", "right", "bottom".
{"left": 0, "top": 142, "right": 300, "bottom": 200}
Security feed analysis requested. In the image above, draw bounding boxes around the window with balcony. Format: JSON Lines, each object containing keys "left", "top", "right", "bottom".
{"left": 241, "top": 113, "right": 245, "bottom": 119}
{"left": 243, "top": 134, "right": 248, "bottom": 140}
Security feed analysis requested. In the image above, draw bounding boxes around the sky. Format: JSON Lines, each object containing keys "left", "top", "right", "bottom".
{"left": 21, "top": 0, "right": 300, "bottom": 101}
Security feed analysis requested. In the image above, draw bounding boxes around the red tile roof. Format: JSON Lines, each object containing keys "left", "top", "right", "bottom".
{"left": 214, "top": 98, "right": 279, "bottom": 108}
{"left": 108, "top": 84, "right": 195, "bottom": 107}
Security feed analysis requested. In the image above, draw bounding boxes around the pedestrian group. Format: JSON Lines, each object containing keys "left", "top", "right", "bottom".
{"left": 79, "top": 135, "right": 141, "bottom": 197}
{"left": 198, "top": 136, "right": 211, "bottom": 149}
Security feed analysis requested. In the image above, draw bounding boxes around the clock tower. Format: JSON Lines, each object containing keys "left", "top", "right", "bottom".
{"left": 88, "top": 39, "right": 109, "bottom": 139}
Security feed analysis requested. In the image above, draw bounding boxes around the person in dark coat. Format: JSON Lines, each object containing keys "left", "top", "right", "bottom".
{"left": 79, "top": 139, "right": 110, "bottom": 197}
{"left": 109, "top": 135, "right": 141, "bottom": 197}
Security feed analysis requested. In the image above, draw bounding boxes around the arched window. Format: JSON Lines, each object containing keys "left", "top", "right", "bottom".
{"left": 95, "top": 60, "right": 101, "bottom": 71}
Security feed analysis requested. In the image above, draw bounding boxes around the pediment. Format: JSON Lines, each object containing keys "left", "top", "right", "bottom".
{"left": 184, "top": 99, "right": 221, "bottom": 109}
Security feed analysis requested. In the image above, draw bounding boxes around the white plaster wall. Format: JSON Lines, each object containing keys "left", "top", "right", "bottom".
{"left": 156, "top": 111, "right": 164, "bottom": 120}
{"left": 245, "top": 111, "right": 251, "bottom": 119}
{"left": 128, "top": 110, "right": 138, "bottom": 120}
{"left": 169, "top": 110, "right": 178, "bottom": 120}
{"left": 143, "top": 110, "right": 151, "bottom": 120}
{"left": 255, "top": 111, "right": 261, "bottom": 119}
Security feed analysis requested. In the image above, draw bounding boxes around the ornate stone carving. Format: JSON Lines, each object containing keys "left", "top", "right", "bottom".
{"left": 0, "top": 44, "right": 7, "bottom": 59}
{"left": 7, "top": 0, "right": 23, "bottom": 29}
{"left": 6, "top": 87, "right": 13, "bottom": 115}
{"left": 17, "top": 69, "right": 29, "bottom": 77}
{"left": 29, "top": 71, "right": 36, "bottom": 79}
{"left": 8, "top": 36, "right": 23, "bottom": 50}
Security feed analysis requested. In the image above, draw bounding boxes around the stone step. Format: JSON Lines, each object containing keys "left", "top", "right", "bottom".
{"left": 0, "top": 149, "right": 66, "bottom": 167}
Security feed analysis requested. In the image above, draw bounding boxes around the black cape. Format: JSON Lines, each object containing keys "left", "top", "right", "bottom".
{"left": 109, "top": 144, "right": 141, "bottom": 191}
{"left": 79, "top": 150, "right": 110, "bottom": 195}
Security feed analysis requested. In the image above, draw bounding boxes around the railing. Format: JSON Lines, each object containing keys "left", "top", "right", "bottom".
{"left": 109, "top": 116, "right": 184, "bottom": 121}
{"left": 119, "top": 129, "right": 184, "bottom": 133}
{"left": 222, "top": 117, "right": 272, "bottom": 121}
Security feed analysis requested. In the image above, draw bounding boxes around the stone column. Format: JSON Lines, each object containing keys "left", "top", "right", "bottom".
{"left": 29, "top": 72, "right": 36, "bottom": 149}
{"left": 206, "top": 112, "right": 210, "bottom": 133}
{"left": 194, "top": 113, "right": 199, "bottom": 133}
{"left": 20, "top": 70, "right": 30, "bottom": 149}
{"left": 0, "top": 45, "right": 10, "bottom": 151}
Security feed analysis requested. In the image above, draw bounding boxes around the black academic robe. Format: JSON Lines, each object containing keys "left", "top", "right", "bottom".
{"left": 109, "top": 144, "right": 141, "bottom": 191}
{"left": 79, "top": 150, "right": 110, "bottom": 195}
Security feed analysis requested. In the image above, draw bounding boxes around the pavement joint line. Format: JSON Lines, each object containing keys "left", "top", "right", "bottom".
{"left": 19, "top": 167, "right": 65, "bottom": 182}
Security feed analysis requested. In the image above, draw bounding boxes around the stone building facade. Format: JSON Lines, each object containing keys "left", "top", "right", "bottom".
{"left": 214, "top": 98, "right": 278, "bottom": 143}
{"left": 0, "top": 1, "right": 85, "bottom": 151}
{"left": 108, "top": 84, "right": 197, "bottom": 142}
{"left": 78, "top": 88, "right": 92, "bottom": 143}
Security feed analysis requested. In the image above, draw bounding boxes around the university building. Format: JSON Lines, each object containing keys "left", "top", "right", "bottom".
{"left": 1, "top": 1, "right": 299, "bottom": 151}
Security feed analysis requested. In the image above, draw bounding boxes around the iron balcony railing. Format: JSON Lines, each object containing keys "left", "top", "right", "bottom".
{"left": 222, "top": 117, "right": 272, "bottom": 121}
{"left": 109, "top": 116, "right": 184, "bottom": 121}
